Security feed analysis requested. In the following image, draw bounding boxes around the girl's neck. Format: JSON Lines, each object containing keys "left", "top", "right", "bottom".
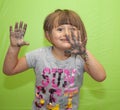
{"left": 52, "top": 46, "right": 70, "bottom": 60}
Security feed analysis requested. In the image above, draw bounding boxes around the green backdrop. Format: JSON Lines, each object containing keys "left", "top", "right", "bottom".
{"left": 0, "top": 0, "right": 120, "bottom": 110}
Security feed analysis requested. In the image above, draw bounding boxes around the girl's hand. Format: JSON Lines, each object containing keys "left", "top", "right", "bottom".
{"left": 10, "top": 21, "right": 29, "bottom": 47}
{"left": 64, "top": 31, "right": 87, "bottom": 60}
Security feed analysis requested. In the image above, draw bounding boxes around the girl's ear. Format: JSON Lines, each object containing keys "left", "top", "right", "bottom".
{"left": 45, "top": 31, "right": 51, "bottom": 42}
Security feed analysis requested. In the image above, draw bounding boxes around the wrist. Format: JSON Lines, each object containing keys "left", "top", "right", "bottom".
{"left": 10, "top": 43, "right": 21, "bottom": 48}
{"left": 9, "top": 45, "right": 21, "bottom": 51}
{"left": 80, "top": 50, "right": 88, "bottom": 61}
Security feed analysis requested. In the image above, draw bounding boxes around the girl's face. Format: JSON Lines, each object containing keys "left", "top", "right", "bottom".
{"left": 47, "top": 24, "right": 79, "bottom": 51}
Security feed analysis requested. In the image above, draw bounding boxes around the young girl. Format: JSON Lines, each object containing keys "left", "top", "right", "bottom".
{"left": 3, "top": 9, "right": 106, "bottom": 110}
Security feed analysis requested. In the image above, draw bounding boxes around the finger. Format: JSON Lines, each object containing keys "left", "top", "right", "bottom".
{"left": 82, "top": 37, "right": 87, "bottom": 47}
{"left": 71, "top": 31, "right": 76, "bottom": 42}
{"left": 71, "top": 31, "right": 78, "bottom": 47}
{"left": 10, "top": 26, "right": 13, "bottom": 37}
{"left": 22, "top": 41, "right": 29, "bottom": 46}
{"left": 65, "top": 35, "right": 73, "bottom": 46}
{"left": 77, "top": 31, "right": 81, "bottom": 43}
{"left": 14, "top": 22, "right": 18, "bottom": 32}
{"left": 23, "top": 23, "right": 27, "bottom": 35}
{"left": 17, "top": 41, "right": 29, "bottom": 47}
{"left": 19, "top": 21, "right": 23, "bottom": 29}
{"left": 19, "top": 21, "right": 24, "bottom": 37}
{"left": 10, "top": 26, "right": 13, "bottom": 32}
{"left": 21, "top": 23, "right": 27, "bottom": 37}
{"left": 23, "top": 23, "right": 27, "bottom": 30}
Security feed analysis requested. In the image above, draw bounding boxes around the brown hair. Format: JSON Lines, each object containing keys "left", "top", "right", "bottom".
{"left": 43, "top": 9, "right": 87, "bottom": 42}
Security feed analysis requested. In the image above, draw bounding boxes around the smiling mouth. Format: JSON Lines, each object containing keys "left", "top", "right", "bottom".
{"left": 60, "top": 39, "right": 69, "bottom": 42}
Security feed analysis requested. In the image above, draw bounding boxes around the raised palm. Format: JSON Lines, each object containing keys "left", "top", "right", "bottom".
{"left": 64, "top": 31, "right": 87, "bottom": 60}
{"left": 10, "top": 21, "right": 29, "bottom": 47}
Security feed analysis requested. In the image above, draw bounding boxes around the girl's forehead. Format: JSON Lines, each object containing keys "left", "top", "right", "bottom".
{"left": 55, "top": 24, "right": 77, "bottom": 28}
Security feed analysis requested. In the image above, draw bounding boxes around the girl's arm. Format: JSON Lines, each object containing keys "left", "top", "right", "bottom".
{"left": 64, "top": 31, "right": 106, "bottom": 82}
{"left": 84, "top": 50, "right": 106, "bottom": 82}
{"left": 3, "top": 21, "right": 29, "bottom": 75}
{"left": 3, "top": 46, "right": 29, "bottom": 75}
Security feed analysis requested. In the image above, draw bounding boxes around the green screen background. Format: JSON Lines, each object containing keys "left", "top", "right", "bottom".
{"left": 0, "top": 0, "right": 120, "bottom": 110}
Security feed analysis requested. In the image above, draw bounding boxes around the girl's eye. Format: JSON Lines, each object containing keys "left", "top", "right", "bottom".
{"left": 70, "top": 27, "right": 77, "bottom": 31}
{"left": 57, "top": 28, "right": 63, "bottom": 32}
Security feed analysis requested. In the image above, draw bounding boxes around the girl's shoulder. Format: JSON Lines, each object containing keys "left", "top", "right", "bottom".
{"left": 27, "top": 46, "right": 52, "bottom": 54}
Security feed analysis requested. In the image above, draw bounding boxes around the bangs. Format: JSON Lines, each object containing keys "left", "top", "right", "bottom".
{"left": 53, "top": 11, "right": 81, "bottom": 29}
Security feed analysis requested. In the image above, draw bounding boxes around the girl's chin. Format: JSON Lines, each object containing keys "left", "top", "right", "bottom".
{"left": 63, "top": 46, "right": 71, "bottom": 50}
{"left": 64, "top": 43, "right": 71, "bottom": 48}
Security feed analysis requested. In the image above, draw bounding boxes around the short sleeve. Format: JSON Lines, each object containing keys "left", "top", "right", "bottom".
{"left": 25, "top": 48, "right": 46, "bottom": 68}
{"left": 26, "top": 51, "right": 37, "bottom": 68}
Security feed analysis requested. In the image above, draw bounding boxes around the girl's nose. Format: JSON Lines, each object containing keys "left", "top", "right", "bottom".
{"left": 64, "top": 29, "right": 71, "bottom": 37}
